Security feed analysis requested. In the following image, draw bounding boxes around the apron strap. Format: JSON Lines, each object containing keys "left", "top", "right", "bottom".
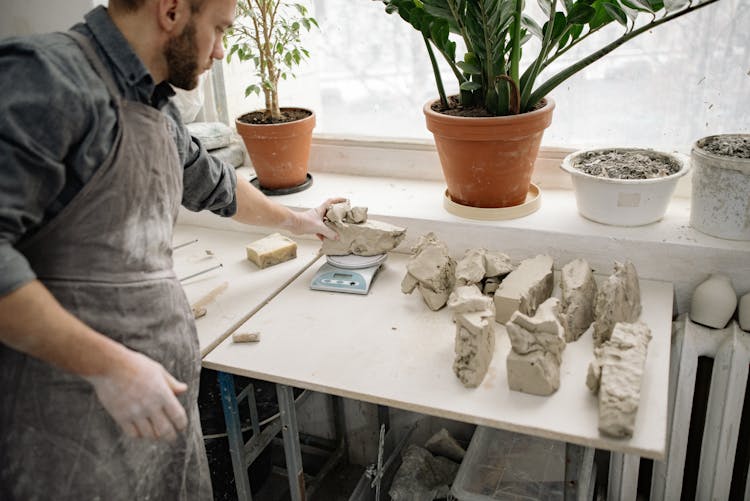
{"left": 65, "top": 30, "right": 122, "bottom": 100}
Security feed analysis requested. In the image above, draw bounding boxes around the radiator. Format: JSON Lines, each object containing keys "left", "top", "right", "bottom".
{"left": 608, "top": 315, "right": 750, "bottom": 500}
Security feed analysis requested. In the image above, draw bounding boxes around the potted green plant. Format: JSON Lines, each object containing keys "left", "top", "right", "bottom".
{"left": 380, "top": 0, "right": 720, "bottom": 209}
{"left": 689, "top": 134, "right": 750, "bottom": 240}
{"left": 225, "top": 0, "right": 319, "bottom": 191}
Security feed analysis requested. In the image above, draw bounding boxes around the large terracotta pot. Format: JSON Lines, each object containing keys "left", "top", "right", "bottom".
{"left": 424, "top": 98, "right": 555, "bottom": 208}
{"left": 235, "top": 108, "right": 315, "bottom": 190}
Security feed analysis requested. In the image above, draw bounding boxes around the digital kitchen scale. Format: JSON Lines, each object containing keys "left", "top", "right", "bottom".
{"left": 310, "top": 254, "right": 387, "bottom": 295}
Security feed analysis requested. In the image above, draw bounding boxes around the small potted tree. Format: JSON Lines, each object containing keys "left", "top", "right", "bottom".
{"left": 381, "top": 0, "right": 721, "bottom": 209}
{"left": 225, "top": 0, "right": 318, "bottom": 191}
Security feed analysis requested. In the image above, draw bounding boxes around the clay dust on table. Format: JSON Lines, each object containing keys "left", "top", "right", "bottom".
{"left": 574, "top": 150, "right": 681, "bottom": 180}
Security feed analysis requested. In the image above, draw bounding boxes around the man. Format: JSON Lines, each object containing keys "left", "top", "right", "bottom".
{"left": 0, "top": 0, "right": 338, "bottom": 498}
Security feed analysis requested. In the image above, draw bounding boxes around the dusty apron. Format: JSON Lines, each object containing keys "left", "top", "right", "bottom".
{"left": 0, "top": 31, "right": 211, "bottom": 500}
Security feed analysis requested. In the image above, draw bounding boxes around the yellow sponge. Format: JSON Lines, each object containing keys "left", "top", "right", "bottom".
{"left": 245, "top": 233, "right": 297, "bottom": 269}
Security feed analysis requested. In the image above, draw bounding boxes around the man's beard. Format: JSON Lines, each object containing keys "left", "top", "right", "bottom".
{"left": 165, "top": 19, "right": 201, "bottom": 90}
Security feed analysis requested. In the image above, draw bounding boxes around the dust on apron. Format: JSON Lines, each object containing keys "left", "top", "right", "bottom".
{"left": 0, "top": 31, "right": 211, "bottom": 501}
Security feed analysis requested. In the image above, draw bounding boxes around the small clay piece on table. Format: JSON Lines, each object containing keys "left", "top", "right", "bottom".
{"left": 232, "top": 332, "right": 260, "bottom": 343}
{"left": 593, "top": 261, "right": 641, "bottom": 347}
{"left": 493, "top": 254, "right": 554, "bottom": 324}
{"left": 448, "top": 285, "right": 496, "bottom": 388}
{"left": 560, "top": 258, "right": 597, "bottom": 342}
{"left": 506, "top": 297, "right": 566, "bottom": 396}
{"left": 587, "top": 321, "right": 652, "bottom": 438}
{"left": 401, "top": 233, "right": 455, "bottom": 311}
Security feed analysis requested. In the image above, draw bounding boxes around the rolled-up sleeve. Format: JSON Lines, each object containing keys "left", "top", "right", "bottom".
{"left": 164, "top": 102, "right": 238, "bottom": 217}
{"left": 0, "top": 41, "right": 85, "bottom": 297}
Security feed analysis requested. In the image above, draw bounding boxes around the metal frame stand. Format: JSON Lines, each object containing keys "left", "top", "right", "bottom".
{"left": 218, "top": 372, "right": 345, "bottom": 501}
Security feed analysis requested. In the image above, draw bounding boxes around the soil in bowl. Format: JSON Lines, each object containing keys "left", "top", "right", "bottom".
{"left": 239, "top": 108, "right": 311, "bottom": 125}
{"left": 573, "top": 150, "right": 681, "bottom": 179}
{"left": 698, "top": 135, "right": 750, "bottom": 159}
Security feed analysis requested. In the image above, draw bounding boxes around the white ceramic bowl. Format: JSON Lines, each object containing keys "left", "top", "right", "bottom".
{"left": 560, "top": 148, "right": 690, "bottom": 226}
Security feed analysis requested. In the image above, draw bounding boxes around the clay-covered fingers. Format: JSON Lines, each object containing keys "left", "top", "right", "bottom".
{"left": 87, "top": 349, "right": 190, "bottom": 442}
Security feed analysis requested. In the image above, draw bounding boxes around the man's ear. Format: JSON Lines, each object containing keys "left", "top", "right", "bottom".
{"left": 157, "top": 0, "right": 188, "bottom": 34}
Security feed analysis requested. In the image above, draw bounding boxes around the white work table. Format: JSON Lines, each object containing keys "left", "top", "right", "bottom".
{"left": 172, "top": 224, "right": 322, "bottom": 356}
{"left": 202, "top": 251, "right": 673, "bottom": 460}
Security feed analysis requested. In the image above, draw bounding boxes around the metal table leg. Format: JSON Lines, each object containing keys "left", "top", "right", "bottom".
{"left": 218, "top": 371, "right": 253, "bottom": 501}
{"left": 277, "top": 383, "right": 306, "bottom": 501}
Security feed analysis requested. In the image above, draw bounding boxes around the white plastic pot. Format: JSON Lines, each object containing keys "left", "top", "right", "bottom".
{"left": 690, "top": 134, "right": 750, "bottom": 241}
{"left": 560, "top": 148, "right": 690, "bottom": 226}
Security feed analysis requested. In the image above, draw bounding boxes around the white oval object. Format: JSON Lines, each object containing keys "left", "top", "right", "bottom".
{"left": 560, "top": 148, "right": 689, "bottom": 227}
{"left": 690, "top": 274, "right": 737, "bottom": 329}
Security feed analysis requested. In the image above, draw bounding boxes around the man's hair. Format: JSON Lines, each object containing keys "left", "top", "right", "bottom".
{"left": 109, "top": 0, "right": 205, "bottom": 13}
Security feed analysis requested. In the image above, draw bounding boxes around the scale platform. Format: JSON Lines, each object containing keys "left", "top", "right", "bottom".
{"left": 310, "top": 254, "right": 387, "bottom": 295}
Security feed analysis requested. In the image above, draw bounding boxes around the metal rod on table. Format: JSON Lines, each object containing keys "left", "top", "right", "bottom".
{"left": 178, "top": 263, "right": 223, "bottom": 282}
{"left": 173, "top": 238, "right": 199, "bottom": 250}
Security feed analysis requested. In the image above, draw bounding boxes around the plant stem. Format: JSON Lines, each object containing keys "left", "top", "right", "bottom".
{"left": 424, "top": 35, "right": 448, "bottom": 108}
{"left": 527, "top": 0, "right": 720, "bottom": 107}
{"left": 520, "top": 0, "right": 557, "bottom": 110}
{"left": 509, "top": 0, "right": 523, "bottom": 84}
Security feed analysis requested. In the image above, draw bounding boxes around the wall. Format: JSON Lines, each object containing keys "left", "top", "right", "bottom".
{"left": 0, "top": 0, "right": 102, "bottom": 38}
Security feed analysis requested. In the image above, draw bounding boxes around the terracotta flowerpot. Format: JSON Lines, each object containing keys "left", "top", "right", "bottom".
{"left": 235, "top": 108, "right": 315, "bottom": 190}
{"left": 424, "top": 98, "right": 555, "bottom": 208}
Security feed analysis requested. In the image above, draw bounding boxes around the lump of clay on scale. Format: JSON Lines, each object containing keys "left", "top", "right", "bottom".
{"left": 593, "top": 261, "right": 641, "bottom": 347}
{"left": 401, "top": 233, "right": 455, "bottom": 311}
{"left": 455, "top": 248, "right": 515, "bottom": 290}
{"left": 320, "top": 201, "right": 406, "bottom": 256}
{"left": 448, "top": 285, "right": 496, "bottom": 388}
{"left": 506, "top": 297, "right": 566, "bottom": 396}
{"left": 586, "top": 321, "right": 652, "bottom": 438}
{"left": 560, "top": 258, "right": 598, "bottom": 342}
{"left": 493, "top": 254, "right": 554, "bottom": 324}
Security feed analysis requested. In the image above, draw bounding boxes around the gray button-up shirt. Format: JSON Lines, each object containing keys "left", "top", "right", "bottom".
{"left": 0, "top": 6, "right": 238, "bottom": 297}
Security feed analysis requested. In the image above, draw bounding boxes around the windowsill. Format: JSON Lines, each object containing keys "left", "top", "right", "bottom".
{"left": 177, "top": 167, "right": 749, "bottom": 315}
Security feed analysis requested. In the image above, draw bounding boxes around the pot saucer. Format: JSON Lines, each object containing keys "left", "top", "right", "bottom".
{"left": 249, "top": 173, "right": 313, "bottom": 196}
{"left": 443, "top": 183, "right": 541, "bottom": 220}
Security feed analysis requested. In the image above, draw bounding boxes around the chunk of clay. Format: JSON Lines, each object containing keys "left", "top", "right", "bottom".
{"left": 494, "top": 254, "right": 554, "bottom": 324}
{"left": 506, "top": 297, "right": 566, "bottom": 396}
{"left": 245, "top": 233, "right": 297, "bottom": 269}
{"left": 560, "top": 258, "right": 597, "bottom": 342}
{"left": 321, "top": 202, "right": 405, "bottom": 256}
{"left": 401, "top": 233, "right": 455, "bottom": 311}
{"left": 593, "top": 261, "right": 641, "bottom": 347}
{"left": 388, "top": 445, "right": 458, "bottom": 501}
{"left": 424, "top": 428, "right": 466, "bottom": 463}
{"left": 587, "top": 321, "right": 652, "bottom": 438}
{"left": 455, "top": 248, "right": 514, "bottom": 287}
{"left": 448, "top": 285, "right": 496, "bottom": 388}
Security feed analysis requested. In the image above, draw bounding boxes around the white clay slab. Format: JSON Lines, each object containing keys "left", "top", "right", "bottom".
{"left": 203, "top": 252, "right": 672, "bottom": 459}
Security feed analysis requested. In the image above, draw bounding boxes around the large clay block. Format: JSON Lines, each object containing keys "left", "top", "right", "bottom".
{"left": 402, "top": 233, "right": 455, "bottom": 311}
{"left": 493, "top": 254, "right": 554, "bottom": 324}
{"left": 449, "top": 286, "right": 496, "bottom": 388}
{"left": 453, "top": 311, "right": 495, "bottom": 388}
{"left": 560, "top": 258, "right": 597, "bottom": 342}
{"left": 455, "top": 248, "right": 514, "bottom": 287}
{"left": 321, "top": 202, "right": 406, "bottom": 256}
{"left": 593, "top": 261, "right": 642, "bottom": 347}
{"left": 587, "top": 321, "right": 652, "bottom": 438}
{"left": 505, "top": 297, "right": 566, "bottom": 396}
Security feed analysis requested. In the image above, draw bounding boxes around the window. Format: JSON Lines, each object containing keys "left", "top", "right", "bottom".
{"left": 220, "top": 0, "right": 749, "bottom": 153}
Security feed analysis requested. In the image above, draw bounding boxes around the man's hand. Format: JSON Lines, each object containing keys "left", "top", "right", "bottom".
{"left": 282, "top": 197, "right": 347, "bottom": 241}
{"left": 86, "top": 350, "right": 188, "bottom": 441}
